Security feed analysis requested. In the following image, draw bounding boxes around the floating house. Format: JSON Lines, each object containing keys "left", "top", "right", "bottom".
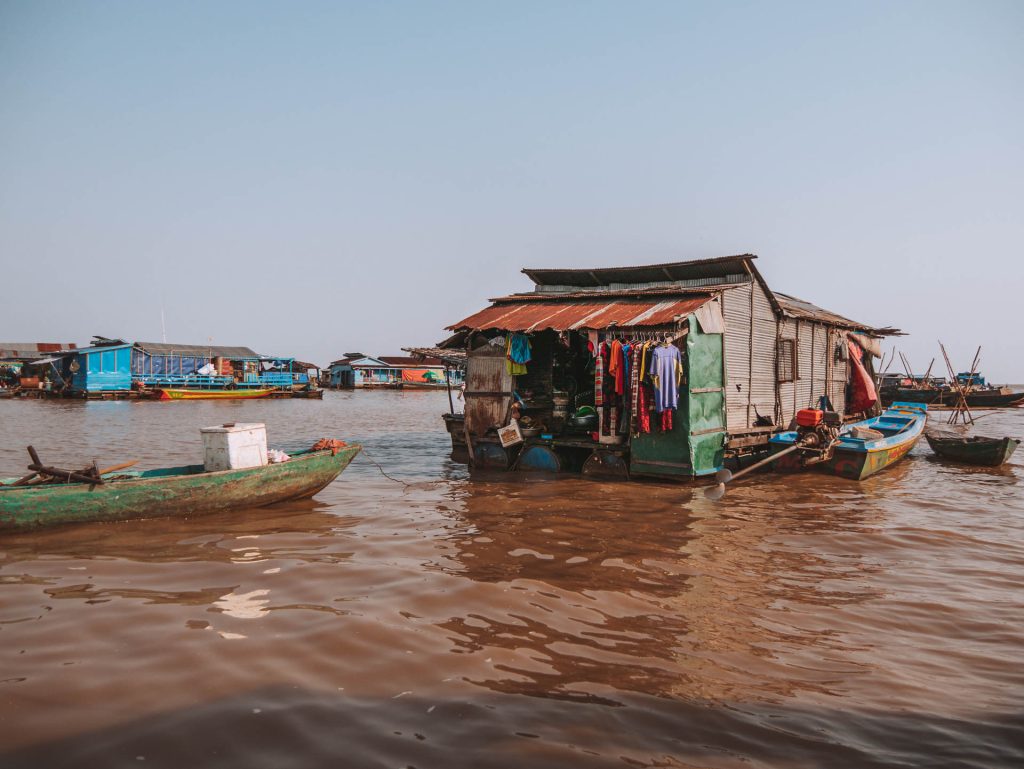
{"left": 326, "top": 352, "right": 464, "bottom": 389}
{"left": 326, "top": 355, "right": 398, "bottom": 388}
{"left": 43, "top": 337, "right": 316, "bottom": 397}
{"left": 440, "top": 254, "right": 899, "bottom": 480}
{"left": 0, "top": 342, "right": 78, "bottom": 391}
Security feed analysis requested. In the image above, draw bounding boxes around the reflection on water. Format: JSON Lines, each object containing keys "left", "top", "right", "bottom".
{"left": 1, "top": 393, "right": 1023, "bottom": 768}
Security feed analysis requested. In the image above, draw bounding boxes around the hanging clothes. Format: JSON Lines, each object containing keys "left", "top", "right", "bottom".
{"left": 506, "top": 333, "right": 530, "bottom": 376}
{"left": 594, "top": 341, "right": 605, "bottom": 408}
{"left": 636, "top": 371, "right": 652, "bottom": 434}
{"left": 608, "top": 340, "right": 626, "bottom": 396}
{"left": 660, "top": 409, "right": 673, "bottom": 432}
{"left": 628, "top": 344, "right": 642, "bottom": 433}
{"left": 651, "top": 344, "right": 684, "bottom": 414}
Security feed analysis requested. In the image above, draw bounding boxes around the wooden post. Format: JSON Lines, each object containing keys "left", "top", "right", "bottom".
{"left": 444, "top": 366, "right": 455, "bottom": 414}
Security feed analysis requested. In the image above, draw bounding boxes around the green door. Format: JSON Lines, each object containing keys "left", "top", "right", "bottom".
{"left": 629, "top": 316, "right": 726, "bottom": 478}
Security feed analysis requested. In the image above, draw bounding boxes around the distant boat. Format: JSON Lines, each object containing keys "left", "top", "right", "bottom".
{"left": 0, "top": 444, "right": 360, "bottom": 531}
{"left": 882, "top": 387, "right": 1024, "bottom": 408}
{"left": 770, "top": 402, "right": 927, "bottom": 480}
{"left": 156, "top": 388, "right": 276, "bottom": 401}
{"left": 925, "top": 430, "right": 1019, "bottom": 467}
{"left": 400, "top": 380, "right": 449, "bottom": 390}
{"left": 879, "top": 372, "right": 1024, "bottom": 408}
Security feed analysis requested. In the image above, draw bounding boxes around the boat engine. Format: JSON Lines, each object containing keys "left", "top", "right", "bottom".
{"left": 794, "top": 409, "right": 842, "bottom": 465}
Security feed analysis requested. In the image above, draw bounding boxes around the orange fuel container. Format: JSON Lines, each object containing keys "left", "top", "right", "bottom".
{"left": 796, "top": 409, "right": 823, "bottom": 427}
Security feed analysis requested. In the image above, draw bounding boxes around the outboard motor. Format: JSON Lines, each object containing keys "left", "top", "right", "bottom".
{"left": 794, "top": 409, "right": 842, "bottom": 465}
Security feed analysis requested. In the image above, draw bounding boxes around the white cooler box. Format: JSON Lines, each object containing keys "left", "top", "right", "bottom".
{"left": 200, "top": 422, "right": 268, "bottom": 471}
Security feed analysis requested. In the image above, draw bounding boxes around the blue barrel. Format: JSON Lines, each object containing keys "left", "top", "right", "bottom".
{"left": 517, "top": 445, "right": 562, "bottom": 473}
{"left": 582, "top": 450, "right": 629, "bottom": 480}
{"left": 473, "top": 442, "right": 509, "bottom": 470}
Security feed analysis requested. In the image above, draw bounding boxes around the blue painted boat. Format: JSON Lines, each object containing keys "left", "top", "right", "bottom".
{"left": 770, "top": 402, "right": 927, "bottom": 480}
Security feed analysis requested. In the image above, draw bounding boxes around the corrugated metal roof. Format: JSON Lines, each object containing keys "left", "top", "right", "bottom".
{"left": 0, "top": 342, "right": 77, "bottom": 359}
{"left": 522, "top": 254, "right": 756, "bottom": 288}
{"left": 402, "top": 347, "right": 467, "bottom": 367}
{"left": 134, "top": 341, "right": 262, "bottom": 359}
{"left": 489, "top": 285, "right": 724, "bottom": 302}
{"left": 447, "top": 297, "right": 711, "bottom": 332}
{"left": 774, "top": 293, "right": 877, "bottom": 332}
{"left": 379, "top": 356, "right": 444, "bottom": 367}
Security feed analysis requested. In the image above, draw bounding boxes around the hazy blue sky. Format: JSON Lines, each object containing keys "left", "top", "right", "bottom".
{"left": 2, "top": 1, "right": 1021, "bottom": 378}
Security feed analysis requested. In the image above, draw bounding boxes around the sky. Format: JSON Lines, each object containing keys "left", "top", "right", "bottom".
{"left": 1, "top": 1, "right": 1022, "bottom": 379}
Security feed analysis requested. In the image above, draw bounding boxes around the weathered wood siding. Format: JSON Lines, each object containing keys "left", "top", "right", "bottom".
{"left": 722, "top": 282, "right": 753, "bottom": 433}
{"left": 829, "top": 329, "right": 848, "bottom": 414}
{"left": 776, "top": 319, "right": 849, "bottom": 425}
{"left": 464, "top": 343, "right": 512, "bottom": 436}
{"left": 750, "top": 282, "right": 778, "bottom": 427}
{"left": 722, "top": 280, "right": 785, "bottom": 433}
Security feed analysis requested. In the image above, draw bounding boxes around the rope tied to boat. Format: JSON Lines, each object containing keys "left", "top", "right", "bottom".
{"left": 356, "top": 448, "right": 448, "bottom": 491}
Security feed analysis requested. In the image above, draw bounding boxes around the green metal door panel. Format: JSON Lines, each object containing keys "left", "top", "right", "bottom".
{"left": 628, "top": 314, "right": 727, "bottom": 479}
{"left": 629, "top": 338, "right": 692, "bottom": 477}
{"left": 686, "top": 316, "right": 727, "bottom": 476}
{"left": 629, "top": 422, "right": 693, "bottom": 477}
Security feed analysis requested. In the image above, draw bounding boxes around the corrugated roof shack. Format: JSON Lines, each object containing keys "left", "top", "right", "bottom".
{"left": 0, "top": 343, "right": 78, "bottom": 393}
{"left": 443, "top": 254, "right": 897, "bottom": 480}
{"left": 41, "top": 337, "right": 313, "bottom": 397}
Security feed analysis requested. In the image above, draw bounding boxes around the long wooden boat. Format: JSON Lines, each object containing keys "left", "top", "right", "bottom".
{"left": 156, "top": 387, "right": 276, "bottom": 401}
{"left": 881, "top": 387, "right": 1024, "bottom": 408}
{"left": 769, "top": 402, "right": 927, "bottom": 480}
{"left": 0, "top": 445, "right": 360, "bottom": 531}
{"left": 925, "top": 430, "right": 1019, "bottom": 467}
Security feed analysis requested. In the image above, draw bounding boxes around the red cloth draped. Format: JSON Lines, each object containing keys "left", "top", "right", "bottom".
{"left": 847, "top": 339, "right": 877, "bottom": 413}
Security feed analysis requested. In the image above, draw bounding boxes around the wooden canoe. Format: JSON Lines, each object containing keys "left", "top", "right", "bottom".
{"left": 0, "top": 445, "right": 360, "bottom": 531}
{"left": 156, "top": 388, "right": 276, "bottom": 400}
{"left": 925, "top": 431, "right": 1019, "bottom": 467}
{"left": 770, "top": 402, "right": 927, "bottom": 480}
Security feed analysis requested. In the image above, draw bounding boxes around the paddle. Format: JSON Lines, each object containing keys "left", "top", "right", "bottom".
{"left": 13, "top": 446, "right": 138, "bottom": 486}
{"left": 704, "top": 441, "right": 807, "bottom": 501}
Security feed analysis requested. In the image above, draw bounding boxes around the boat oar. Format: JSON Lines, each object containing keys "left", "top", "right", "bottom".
{"left": 95, "top": 460, "right": 138, "bottom": 476}
{"left": 704, "top": 442, "right": 806, "bottom": 501}
{"left": 13, "top": 459, "right": 138, "bottom": 487}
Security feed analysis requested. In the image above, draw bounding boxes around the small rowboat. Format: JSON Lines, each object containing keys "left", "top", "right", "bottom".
{"left": 925, "top": 430, "right": 1019, "bottom": 467}
{"left": 770, "top": 402, "right": 927, "bottom": 480}
{"left": 0, "top": 444, "right": 360, "bottom": 531}
{"left": 156, "top": 388, "right": 276, "bottom": 400}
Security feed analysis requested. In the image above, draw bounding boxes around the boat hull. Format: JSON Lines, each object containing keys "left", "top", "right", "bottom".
{"left": 881, "top": 388, "right": 1024, "bottom": 408}
{"left": 925, "top": 433, "right": 1020, "bottom": 467}
{"left": 770, "top": 403, "right": 926, "bottom": 480}
{"left": 0, "top": 446, "right": 360, "bottom": 531}
{"left": 157, "top": 388, "right": 276, "bottom": 400}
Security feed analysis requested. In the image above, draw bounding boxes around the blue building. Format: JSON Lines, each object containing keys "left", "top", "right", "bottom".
{"left": 326, "top": 355, "right": 400, "bottom": 388}
{"left": 58, "top": 338, "right": 312, "bottom": 395}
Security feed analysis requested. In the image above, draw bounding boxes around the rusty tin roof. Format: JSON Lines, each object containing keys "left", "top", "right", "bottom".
{"left": 447, "top": 296, "right": 711, "bottom": 332}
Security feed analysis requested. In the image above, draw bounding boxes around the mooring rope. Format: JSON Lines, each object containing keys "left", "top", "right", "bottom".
{"left": 354, "top": 448, "right": 413, "bottom": 486}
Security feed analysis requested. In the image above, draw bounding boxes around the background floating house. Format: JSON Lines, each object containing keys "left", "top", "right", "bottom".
{"left": 0, "top": 343, "right": 78, "bottom": 393}
{"left": 440, "top": 254, "right": 900, "bottom": 480}
{"left": 326, "top": 352, "right": 465, "bottom": 389}
{"left": 37, "top": 337, "right": 318, "bottom": 398}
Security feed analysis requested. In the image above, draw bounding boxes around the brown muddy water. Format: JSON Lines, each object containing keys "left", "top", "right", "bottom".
{"left": 1, "top": 391, "right": 1022, "bottom": 769}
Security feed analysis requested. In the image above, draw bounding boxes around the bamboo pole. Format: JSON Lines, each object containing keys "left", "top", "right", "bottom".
{"left": 939, "top": 342, "right": 974, "bottom": 425}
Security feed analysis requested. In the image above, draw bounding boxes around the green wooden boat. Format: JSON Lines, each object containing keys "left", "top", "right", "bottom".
{"left": 925, "top": 430, "right": 1019, "bottom": 467}
{"left": 0, "top": 445, "right": 360, "bottom": 531}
